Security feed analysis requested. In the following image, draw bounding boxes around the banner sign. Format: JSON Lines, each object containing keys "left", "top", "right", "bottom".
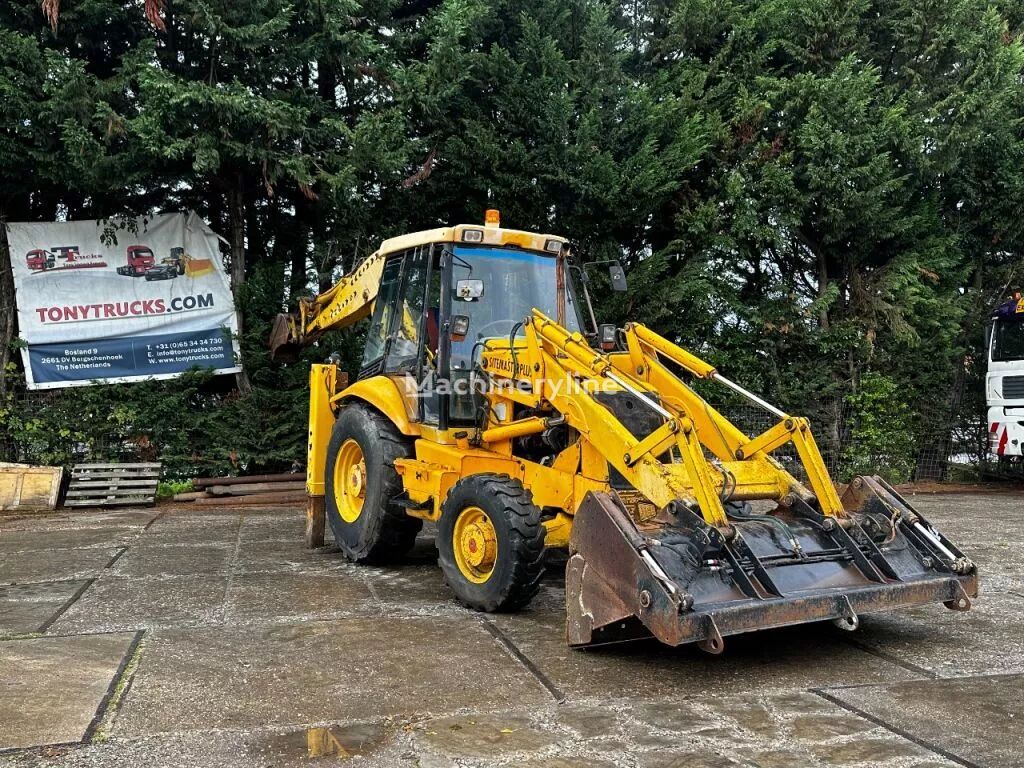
{"left": 8, "top": 212, "right": 241, "bottom": 389}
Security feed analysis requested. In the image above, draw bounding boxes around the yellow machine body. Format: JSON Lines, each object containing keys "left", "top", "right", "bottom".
{"left": 276, "top": 215, "right": 978, "bottom": 651}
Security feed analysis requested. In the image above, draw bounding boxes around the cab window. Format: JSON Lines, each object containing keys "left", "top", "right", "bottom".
{"left": 360, "top": 256, "right": 403, "bottom": 374}
{"left": 384, "top": 249, "right": 429, "bottom": 374}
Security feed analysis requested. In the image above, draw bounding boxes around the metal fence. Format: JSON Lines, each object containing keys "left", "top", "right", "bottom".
{"left": 718, "top": 399, "right": 1008, "bottom": 484}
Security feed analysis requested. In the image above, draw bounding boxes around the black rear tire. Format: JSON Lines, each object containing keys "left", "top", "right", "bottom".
{"left": 438, "top": 474, "right": 545, "bottom": 612}
{"left": 325, "top": 403, "right": 422, "bottom": 563}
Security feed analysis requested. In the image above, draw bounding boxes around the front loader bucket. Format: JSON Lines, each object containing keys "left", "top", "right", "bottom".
{"left": 566, "top": 476, "right": 978, "bottom": 651}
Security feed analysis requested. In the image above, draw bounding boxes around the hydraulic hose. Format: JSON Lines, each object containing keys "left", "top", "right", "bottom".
{"left": 726, "top": 504, "right": 804, "bottom": 557}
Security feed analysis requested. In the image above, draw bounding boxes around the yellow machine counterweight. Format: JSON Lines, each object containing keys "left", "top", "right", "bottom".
{"left": 271, "top": 213, "right": 978, "bottom": 651}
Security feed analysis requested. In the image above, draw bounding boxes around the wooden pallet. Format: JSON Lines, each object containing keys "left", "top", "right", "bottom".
{"left": 63, "top": 462, "right": 161, "bottom": 508}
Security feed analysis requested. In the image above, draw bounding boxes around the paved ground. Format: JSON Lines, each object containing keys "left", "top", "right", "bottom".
{"left": 0, "top": 492, "right": 1020, "bottom": 767}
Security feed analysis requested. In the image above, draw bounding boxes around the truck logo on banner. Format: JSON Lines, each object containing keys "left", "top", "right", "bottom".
{"left": 7, "top": 211, "right": 242, "bottom": 389}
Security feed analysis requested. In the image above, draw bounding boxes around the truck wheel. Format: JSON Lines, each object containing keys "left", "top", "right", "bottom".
{"left": 325, "top": 403, "right": 421, "bottom": 563}
{"left": 438, "top": 474, "right": 545, "bottom": 612}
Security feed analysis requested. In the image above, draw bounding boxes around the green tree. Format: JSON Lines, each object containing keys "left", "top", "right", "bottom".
{"left": 3, "top": 0, "right": 1023, "bottom": 482}
{"left": 622, "top": 0, "right": 1024, "bottom": 474}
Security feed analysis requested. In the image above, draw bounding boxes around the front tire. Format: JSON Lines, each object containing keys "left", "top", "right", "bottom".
{"left": 325, "top": 404, "right": 421, "bottom": 563}
{"left": 438, "top": 474, "right": 545, "bottom": 612}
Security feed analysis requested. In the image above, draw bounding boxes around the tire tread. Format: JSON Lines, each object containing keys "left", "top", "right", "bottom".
{"left": 326, "top": 404, "right": 420, "bottom": 563}
{"left": 438, "top": 473, "right": 545, "bottom": 612}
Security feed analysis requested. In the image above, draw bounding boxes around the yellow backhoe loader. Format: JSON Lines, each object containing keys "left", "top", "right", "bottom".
{"left": 270, "top": 212, "right": 977, "bottom": 651}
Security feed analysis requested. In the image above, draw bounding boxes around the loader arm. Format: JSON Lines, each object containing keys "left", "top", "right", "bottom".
{"left": 484, "top": 309, "right": 843, "bottom": 528}
{"left": 476, "top": 310, "right": 977, "bottom": 649}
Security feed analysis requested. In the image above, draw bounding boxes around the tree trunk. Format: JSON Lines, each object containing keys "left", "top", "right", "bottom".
{"left": 227, "top": 173, "right": 252, "bottom": 394}
{"left": 816, "top": 249, "right": 830, "bottom": 330}
{"left": 229, "top": 173, "right": 246, "bottom": 295}
{"left": 289, "top": 223, "right": 309, "bottom": 308}
{"left": 0, "top": 212, "right": 16, "bottom": 397}
{"left": 287, "top": 196, "right": 314, "bottom": 308}
{"left": 317, "top": 57, "right": 337, "bottom": 106}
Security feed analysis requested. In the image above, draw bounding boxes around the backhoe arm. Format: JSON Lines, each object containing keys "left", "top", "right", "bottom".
{"left": 269, "top": 251, "right": 386, "bottom": 362}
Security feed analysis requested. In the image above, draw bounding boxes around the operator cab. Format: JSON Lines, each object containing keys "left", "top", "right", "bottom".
{"left": 358, "top": 211, "right": 595, "bottom": 429}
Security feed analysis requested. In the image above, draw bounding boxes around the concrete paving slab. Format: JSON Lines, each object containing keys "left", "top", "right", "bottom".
{"left": 855, "top": 591, "right": 1024, "bottom": 676}
{"left": 702, "top": 692, "right": 917, "bottom": 767}
{"left": 136, "top": 519, "right": 241, "bottom": 547}
{"left": 5, "top": 729, "right": 399, "bottom": 768}
{"left": 151, "top": 507, "right": 296, "bottom": 527}
{"left": 700, "top": 691, "right": 834, "bottom": 739}
{"left": 911, "top": 492, "right": 1024, "bottom": 540}
{"left": 365, "top": 563, "right": 460, "bottom": 615}
{"left": 112, "top": 616, "right": 550, "bottom": 737}
{"left": 808, "top": 736, "right": 938, "bottom": 765}
{"left": 106, "top": 544, "right": 233, "bottom": 578}
{"left": 0, "top": 527, "right": 139, "bottom": 553}
{"left": 515, "top": 758, "right": 618, "bottom": 768}
{"left": 0, "top": 632, "right": 137, "bottom": 750}
{"left": 635, "top": 751, "right": 748, "bottom": 767}
{"left": 3, "top": 717, "right": 549, "bottom": 768}
{"left": 489, "top": 606, "right": 918, "bottom": 700}
{"left": 0, "top": 581, "right": 89, "bottom": 635}
{"left": 621, "top": 691, "right": 953, "bottom": 768}
{"left": 216, "top": 505, "right": 301, "bottom": 519}
{"left": 0, "top": 692, "right": 963, "bottom": 768}
{"left": 46, "top": 575, "right": 228, "bottom": 634}
{"left": 70, "top": 509, "right": 159, "bottom": 527}
{"left": 0, "top": 509, "right": 157, "bottom": 532}
{"left": 417, "top": 714, "right": 560, "bottom": 760}
{"left": 0, "top": 548, "right": 118, "bottom": 586}
{"left": 821, "top": 673, "right": 1024, "bottom": 768}
{"left": 256, "top": 721, "right": 398, "bottom": 765}
{"left": 950, "top": 538, "right": 1024, "bottom": 592}
{"left": 236, "top": 513, "right": 305, "bottom": 542}
{"left": 406, "top": 696, "right": 869, "bottom": 768}
{"left": 0, "top": 494, "right": 1017, "bottom": 767}
{"left": 233, "top": 539, "right": 351, "bottom": 574}
{"left": 224, "top": 572, "right": 377, "bottom": 624}
{"left": 146, "top": 511, "right": 240, "bottom": 527}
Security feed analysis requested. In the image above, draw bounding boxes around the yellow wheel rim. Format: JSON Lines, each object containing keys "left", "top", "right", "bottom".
{"left": 334, "top": 439, "right": 367, "bottom": 524}
{"left": 452, "top": 506, "right": 498, "bottom": 584}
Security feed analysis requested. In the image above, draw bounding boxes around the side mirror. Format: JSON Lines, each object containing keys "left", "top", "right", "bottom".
{"left": 450, "top": 314, "right": 471, "bottom": 342}
{"left": 609, "top": 262, "right": 627, "bottom": 292}
{"left": 455, "top": 279, "right": 484, "bottom": 301}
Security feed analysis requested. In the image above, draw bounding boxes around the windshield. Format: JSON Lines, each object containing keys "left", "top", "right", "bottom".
{"left": 449, "top": 245, "right": 581, "bottom": 370}
{"left": 992, "top": 319, "right": 1024, "bottom": 362}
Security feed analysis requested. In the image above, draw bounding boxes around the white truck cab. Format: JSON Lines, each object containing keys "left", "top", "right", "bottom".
{"left": 988, "top": 294, "right": 1024, "bottom": 461}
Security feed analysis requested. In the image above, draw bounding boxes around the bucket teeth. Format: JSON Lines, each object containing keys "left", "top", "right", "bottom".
{"left": 566, "top": 480, "right": 978, "bottom": 650}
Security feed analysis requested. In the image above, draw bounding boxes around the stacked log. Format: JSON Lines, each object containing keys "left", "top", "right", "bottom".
{"left": 176, "top": 472, "right": 306, "bottom": 506}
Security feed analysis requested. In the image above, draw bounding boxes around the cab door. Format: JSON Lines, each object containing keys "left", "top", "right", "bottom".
{"left": 358, "top": 254, "right": 405, "bottom": 378}
{"left": 358, "top": 244, "right": 441, "bottom": 424}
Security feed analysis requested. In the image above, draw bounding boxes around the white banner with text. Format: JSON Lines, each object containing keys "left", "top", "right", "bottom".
{"left": 8, "top": 212, "right": 241, "bottom": 389}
